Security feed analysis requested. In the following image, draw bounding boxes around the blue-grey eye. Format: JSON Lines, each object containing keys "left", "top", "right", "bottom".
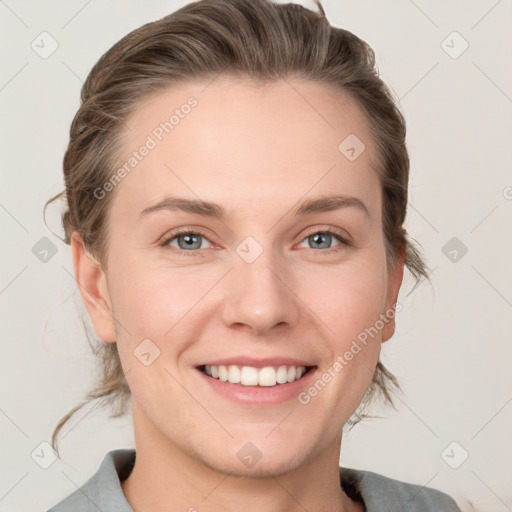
{"left": 302, "top": 231, "right": 342, "bottom": 250}
{"left": 168, "top": 232, "right": 210, "bottom": 251}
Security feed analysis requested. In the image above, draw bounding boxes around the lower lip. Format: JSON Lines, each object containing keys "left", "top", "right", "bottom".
{"left": 195, "top": 367, "right": 317, "bottom": 405}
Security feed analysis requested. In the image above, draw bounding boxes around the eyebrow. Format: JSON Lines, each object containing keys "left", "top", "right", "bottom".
{"left": 139, "top": 194, "right": 370, "bottom": 220}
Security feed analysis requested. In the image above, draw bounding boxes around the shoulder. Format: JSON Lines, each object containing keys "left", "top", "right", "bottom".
{"left": 46, "top": 449, "right": 135, "bottom": 512}
{"left": 339, "top": 466, "right": 462, "bottom": 512}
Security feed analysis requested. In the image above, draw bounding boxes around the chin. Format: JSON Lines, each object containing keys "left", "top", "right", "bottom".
{"left": 194, "top": 443, "right": 309, "bottom": 479}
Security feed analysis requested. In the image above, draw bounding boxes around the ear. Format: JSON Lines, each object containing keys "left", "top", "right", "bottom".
{"left": 70, "top": 232, "right": 116, "bottom": 343}
{"left": 381, "top": 242, "right": 405, "bottom": 343}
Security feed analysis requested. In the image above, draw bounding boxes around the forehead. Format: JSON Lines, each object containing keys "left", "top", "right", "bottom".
{"left": 110, "top": 76, "right": 380, "bottom": 219}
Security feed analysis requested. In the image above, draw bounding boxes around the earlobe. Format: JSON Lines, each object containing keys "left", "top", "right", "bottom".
{"left": 381, "top": 243, "right": 406, "bottom": 343}
{"left": 70, "top": 232, "right": 116, "bottom": 343}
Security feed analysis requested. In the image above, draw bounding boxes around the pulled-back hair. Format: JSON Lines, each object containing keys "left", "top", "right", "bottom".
{"left": 46, "top": 0, "right": 430, "bottom": 456}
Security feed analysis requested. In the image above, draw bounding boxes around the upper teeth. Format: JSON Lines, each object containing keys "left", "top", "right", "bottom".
{"left": 203, "top": 365, "right": 308, "bottom": 387}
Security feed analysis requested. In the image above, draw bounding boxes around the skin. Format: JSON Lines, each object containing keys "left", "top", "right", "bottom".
{"left": 72, "top": 76, "right": 404, "bottom": 512}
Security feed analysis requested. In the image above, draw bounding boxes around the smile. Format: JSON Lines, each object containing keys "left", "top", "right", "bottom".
{"left": 199, "top": 364, "right": 314, "bottom": 387}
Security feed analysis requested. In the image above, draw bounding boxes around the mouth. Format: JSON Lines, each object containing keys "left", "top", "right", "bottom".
{"left": 197, "top": 364, "right": 316, "bottom": 387}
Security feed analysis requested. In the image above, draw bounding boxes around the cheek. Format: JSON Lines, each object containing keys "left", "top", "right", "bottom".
{"left": 303, "top": 257, "right": 388, "bottom": 401}
{"left": 109, "top": 265, "right": 194, "bottom": 340}
{"left": 105, "top": 265, "right": 194, "bottom": 409}
{"left": 304, "top": 258, "right": 388, "bottom": 338}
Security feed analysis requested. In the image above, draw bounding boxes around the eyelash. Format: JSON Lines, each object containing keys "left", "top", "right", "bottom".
{"left": 159, "top": 227, "right": 352, "bottom": 257}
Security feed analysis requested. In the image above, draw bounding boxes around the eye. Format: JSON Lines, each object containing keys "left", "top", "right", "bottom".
{"left": 297, "top": 228, "right": 350, "bottom": 253}
{"left": 161, "top": 230, "right": 213, "bottom": 256}
{"left": 160, "top": 227, "right": 351, "bottom": 256}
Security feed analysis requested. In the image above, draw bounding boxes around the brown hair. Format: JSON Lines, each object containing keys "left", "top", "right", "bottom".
{"left": 46, "top": 0, "right": 430, "bottom": 456}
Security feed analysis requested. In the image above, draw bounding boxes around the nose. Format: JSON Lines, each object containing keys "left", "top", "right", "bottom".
{"left": 220, "top": 245, "right": 300, "bottom": 336}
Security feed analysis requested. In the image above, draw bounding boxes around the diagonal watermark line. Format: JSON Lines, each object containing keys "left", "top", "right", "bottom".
{"left": 60, "top": 265, "right": 133, "bottom": 336}
{"left": 393, "top": 393, "right": 439, "bottom": 438}
{"left": 472, "top": 61, "right": 512, "bottom": 104}
{"left": 0, "top": 408, "right": 29, "bottom": 438}
{"left": 163, "top": 367, "right": 234, "bottom": 438}
{"left": 61, "top": 0, "right": 93, "bottom": 29}
{"left": 163, "top": 163, "right": 234, "bottom": 235}
{"left": 0, "top": 202, "right": 29, "bottom": 232}
{"left": 268, "top": 475, "right": 311, "bottom": 512}
{"left": 471, "top": 470, "right": 512, "bottom": 511}
{"left": 0, "top": 62, "right": 29, "bottom": 92}
{"left": 61, "top": 60, "right": 84, "bottom": 83}
{"left": 470, "top": 204, "right": 499, "bottom": 233}
{"left": 0, "top": 0, "right": 29, "bottom": 28}
{"left": 266, "top": 164, "right": 337, "bottom": 234}
{"left": 471, "top": 265, "right": 512, "bottom": 308}
{"left": 200, "top": 72, "right": 222, "bottom": 93}
{"left": 407, "top": 200, "right": 439, "bottom": 233}
{"left": 265, "top": 409, "right": 295, "bottom": 438}
{"left": 280, "top": 74, "right": 336, "bottom": 130}
{"left": 61, "top": 470, "right": 104, "bottom": 512}
{"left": 397, "top": 473, "right": 440, "bottom": 512}
{"left": 0, "top": 472, "right": 29, "bottom": 502}
{"left": 399, "top": 62, "right": 439, "bottom": 102}
{"left": 200, "top": 474, "right": 230, "bottom": 502}
{"left": 405, "top": 264, "right": 437, "bottom": 297}
{"left": 406, "top": 0, "right": 439, "bottom": 28}
{"left": 266, "top": 266, "right": 336, "bottom": 336}
{"left": 61, "top": 400, "right": 101, "bottom": 439}
{"left": 471, "top": 0, "right": 503, "bottom": 30}
{"left": 471, "top": 396, "right": 512, "bottom": 439}
{"left": 164, "top": 267, "right": 234, "bottom": 336}
{"left": 0, "top": 265, "right": 28, "bottom": 295}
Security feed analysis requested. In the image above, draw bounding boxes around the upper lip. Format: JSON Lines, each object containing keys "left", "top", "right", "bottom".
{"left": 196, "top": 357, "right": 316, "bottom": 368}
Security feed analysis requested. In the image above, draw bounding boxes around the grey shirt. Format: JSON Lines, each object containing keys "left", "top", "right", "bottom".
{"left": 47, "top": 449, "right": 462, "bottom": 511}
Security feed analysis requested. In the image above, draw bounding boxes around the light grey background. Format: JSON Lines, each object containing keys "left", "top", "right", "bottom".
{"left": 1, "top": 1, "right": 511, "bottom": 511}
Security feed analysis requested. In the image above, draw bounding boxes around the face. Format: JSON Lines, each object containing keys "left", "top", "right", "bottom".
{"left": 75, "top": 76, "right": 404, "bottom": 477}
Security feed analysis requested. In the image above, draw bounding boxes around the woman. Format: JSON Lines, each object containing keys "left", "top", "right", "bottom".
{"left": 46, "top": 0, "right": 462, "bottom": 510}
